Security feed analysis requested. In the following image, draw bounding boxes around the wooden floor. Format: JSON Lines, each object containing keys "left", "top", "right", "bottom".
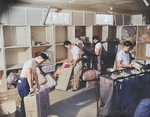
{"left": 49, "top": 87, "right": 98, "bottom": 117}
{"left": 0, "top": 84, "right": 98, "bottom": 117}
{"left": 0, "top": 88, "right": 21, "bottom": 106}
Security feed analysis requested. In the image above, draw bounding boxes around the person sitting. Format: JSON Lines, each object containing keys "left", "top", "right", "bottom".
{"left": 116, "top": 41, "right": 133, "bottom": 70}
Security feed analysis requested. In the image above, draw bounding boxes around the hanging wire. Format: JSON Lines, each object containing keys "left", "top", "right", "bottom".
{"left": 69, "top": 0, "right": 75, "bottom": 3}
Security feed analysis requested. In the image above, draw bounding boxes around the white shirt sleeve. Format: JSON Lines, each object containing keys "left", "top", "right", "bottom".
{"left": 71, "top": 46, "right": 80, "bottom": 60}
{"left": 117, "top": 51, "right": 123, "bottom": 61}
{"left": 74, "top": 46, "right": 80, "bottom": 55}
{"left": 95, "top": 43, "right": 102, "bottom": 52}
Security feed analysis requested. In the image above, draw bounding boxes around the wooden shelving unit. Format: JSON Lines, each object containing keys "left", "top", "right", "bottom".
{"left": 136, "top": 42, "right": 150, "bottom": 59}
{"left": 5, "top": 47, "right": 31, "bottom": 70}
{"left": 136, "top": 26, "right": 150, "bottom": 60}
{"left": 0, "top": 10, "right": 150, "bottom": 93}
{"left": 3, "top": 26, "right": 30, "bottom": 47}
{"left": 31, "top": 26, "right": 53, "bottom": 44}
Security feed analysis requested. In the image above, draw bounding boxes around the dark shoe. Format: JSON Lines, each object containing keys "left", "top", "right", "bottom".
{"left": 72, "top": 89, "right": 78, "bottom": 92}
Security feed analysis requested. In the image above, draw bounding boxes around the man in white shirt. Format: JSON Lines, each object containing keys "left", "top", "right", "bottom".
{"left": 117, "top": 41, "right": 133, "bottom": 70}
{"left": 18, "top": 53, "right": 48, "bottom": 117}
{"left": 92, "top": 35, "right": 102, "bottom": 70}
{"left": 64, "top": 40, "right": 82, "bottom": 91}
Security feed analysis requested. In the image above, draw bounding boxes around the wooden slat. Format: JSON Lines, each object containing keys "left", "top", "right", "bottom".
{"left": 55, "top": 63, "right": 73, "bottom": 91}
{"left": 136, "top": 43, "right": 146, "bottom": 58}
{"left": 138, "top": 26, "right": 147, "bottom": 42}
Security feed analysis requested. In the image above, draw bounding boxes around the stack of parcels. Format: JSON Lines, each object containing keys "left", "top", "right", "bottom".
{"left": 24, "top": 86, "right": 50, "bottom": 117}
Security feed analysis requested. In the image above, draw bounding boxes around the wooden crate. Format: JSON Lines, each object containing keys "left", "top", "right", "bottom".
{"left": 136, "top": 42, "right": 150, "bottom": 59}
{"left": 5, "top": 47, "right": 31, "bottom": 70}
{"left": 3, "top": 26, "right": 30, "bottom": 47}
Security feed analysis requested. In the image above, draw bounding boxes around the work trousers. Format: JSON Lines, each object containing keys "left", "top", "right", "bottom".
{"left": 93, "top": 55, "right": 101, "bottom": 71}
{"left": 17, "top": 78, "right": 30, "bottom": 117}
{"left": 134, "top": 98, "right": 150, "bottom": 117}
{"left": 70, "top": 61, "right": 82, "bottom": 90}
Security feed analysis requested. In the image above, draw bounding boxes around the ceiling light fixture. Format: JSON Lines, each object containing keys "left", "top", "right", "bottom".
{"left": 143, "top": 0, "right": 149, "bottom": 6}
{"left": 69, "top": 0, "right": 75, "bottom": 3}
{"left": 116, "top": 1, "right": 133, "bottom": 4}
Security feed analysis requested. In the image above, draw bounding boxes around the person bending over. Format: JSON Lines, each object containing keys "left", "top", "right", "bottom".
{"left": 63, "top": 40, "right": 82, "bottom": 91}
{"left": 18, "top": 53, "right": 48, "bottom": 117}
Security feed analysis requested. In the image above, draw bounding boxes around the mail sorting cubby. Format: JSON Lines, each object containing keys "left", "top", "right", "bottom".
{"left": 31, "top": 26, "right": 53, "bottom": 46}
{"left": 101, "top": 26, "right": 116, "bottom": 41}
{"left": 136, "top": 26, "right": 150, "bottom": 60}
{"left": 32, "top": 46, "right": 52, "bottom": 58}
{"left": 55, "top": 26, "right": 68, "bottom": 44}
{"left": 137, "top": 26, "right": 150, "bottom": 42}
{"left": 121, "top": 25, "right": 137, "bottom": 41}
{"left": 3, "top": 26, "right": 30, "bottom": 48}
{"left": 56, "top": 45, "right": 70, "bottom": 64}
{"left": 5, "top": 47, "right": 31, "bottom": 70}
{"left": 136, "top": 42, "right": 150, "bottom": 60}
{"left": 75, "top": 26, "right": 86, "bottom": 38}
{"left": 93, "top": 26, "right": 102, "bottom": 41}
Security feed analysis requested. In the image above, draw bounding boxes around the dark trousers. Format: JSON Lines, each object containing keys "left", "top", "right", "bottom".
{"left": 93, "top": 55, "right": 101, "bottom": 71}
{"left": 134, "top": 98, "right": 150, "bottom": 117}
{"left": 17, "top": 78, "right": 30, "bottom": 117}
